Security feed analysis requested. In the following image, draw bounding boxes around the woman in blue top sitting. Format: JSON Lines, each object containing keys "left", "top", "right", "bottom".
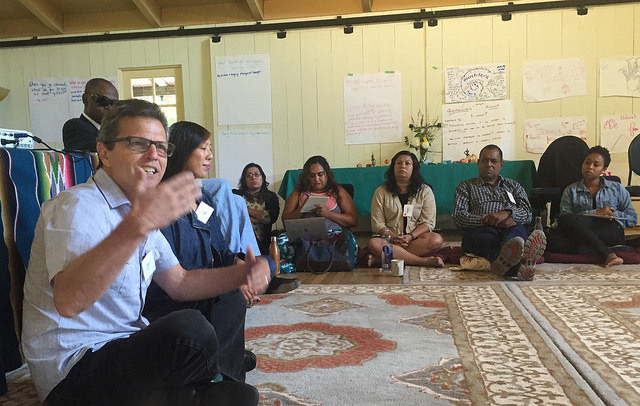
{"left": 551, "top": 146, "right": 637, "bottom": 267}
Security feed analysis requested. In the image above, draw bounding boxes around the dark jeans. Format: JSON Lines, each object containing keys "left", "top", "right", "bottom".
{"left": 461, "top": 224, "right": 529, "bottom": 262}
{"left": 550, "top": 212, "right": 624, "bottom": 259}
{"left": 143, "top": 287, "right": 247, "bottom": 382}
{"left": 45, "top": 309, "right": 219, "bottom": 406}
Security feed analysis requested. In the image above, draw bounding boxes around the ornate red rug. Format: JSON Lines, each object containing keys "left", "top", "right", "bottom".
{"left": 245, "top": 281, "right": 640, "bottom": 405}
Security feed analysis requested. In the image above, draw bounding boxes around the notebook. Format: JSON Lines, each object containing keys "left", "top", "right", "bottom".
{"left": 284, "top": 217, "right": 328, "bottom": 242}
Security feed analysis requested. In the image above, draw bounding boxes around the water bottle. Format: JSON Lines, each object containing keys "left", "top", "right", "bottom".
{"left": 380, "top": 228, "right": 393, "bottom": 274}
{"left": 269, "top": 236, "right": 280, "bottom": 276}
{"left": 534, "top": 216, "right": 543, "bottom": 231}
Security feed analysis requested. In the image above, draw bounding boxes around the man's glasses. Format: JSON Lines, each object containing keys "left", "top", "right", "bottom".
{"left": 89, "top": 93, "right": 116, "bottom": 108}
{"left": 107, "top": 136, "right": 175, "bottom": 157}
{"left": 246, "top": 172, "right": 262, "bottom": 179}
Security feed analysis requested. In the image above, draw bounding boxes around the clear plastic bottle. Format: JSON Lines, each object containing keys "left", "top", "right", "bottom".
{"left": 269, "top": 236, "right": 280, "bottom": 276}
{"left": 534, "top": 216, "right": 543, "bottom": 231}
{"left": 379, "top": 228, "right": 393, "bottom": 274}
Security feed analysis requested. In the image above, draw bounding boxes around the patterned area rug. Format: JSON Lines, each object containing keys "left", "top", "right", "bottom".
{"left": 245, "top": 283, "right": 611, "bottom": 405}
{"left": 5, "top": 265, "right": 640, "bottom": 405}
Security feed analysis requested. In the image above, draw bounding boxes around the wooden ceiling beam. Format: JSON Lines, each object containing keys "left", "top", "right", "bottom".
{"left": 17, "top": 0, "right": 63, "bottom": 34}
{"left": 362, "top": 0, "right": 373, "bottom": 12}
{"left": 131, "top": 0, "right": 163, "bottom": 27}
{"left": 245, "top": 0, "right": 265, "bottom": 20}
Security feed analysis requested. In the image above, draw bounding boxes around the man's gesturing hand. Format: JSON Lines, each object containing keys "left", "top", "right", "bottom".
{"left": 128, "top": 172, "right": 202, "bottom": 236}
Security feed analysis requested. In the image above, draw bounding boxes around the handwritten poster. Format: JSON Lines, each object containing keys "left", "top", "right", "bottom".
{"left": 601, "top": 114, "right": 639, "bottom": 154}
{"left": 600, "top": 56, "right": 640, "bottom": 97}
{"left": 442, "top": 100, "right": 515, "bottom": 161}
{"left": 523, "top": 58, "right": 587, "bottom": 102}
{"left": 445, "top": 63, "right": 507, "bottom": 103}
{"left": 217, "top": 129, "right": 274, "bottom": 187}
{"left": 215, "top": 54, "right": 272, "bottom": 125}
{"left": 28, "top": 77, "right": 90, "bottom": 143}
{"left": 344, "top": 72, "right": 402, "bottom": 144}
{"left": 524, "top": 117, "right": 587, "bottom": 153}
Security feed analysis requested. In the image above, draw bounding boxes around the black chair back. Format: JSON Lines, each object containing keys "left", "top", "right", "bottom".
{"left": 628, "top": 133, "right": 640, "bottom": 186}
{"left": 341, "top": 183, "right": 355, "bottom": 198}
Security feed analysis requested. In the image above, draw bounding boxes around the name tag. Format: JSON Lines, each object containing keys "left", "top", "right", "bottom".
{"left": 141, "top": 250, "right": 156, "bottom": 281}
{"left": 195, "top": 201, "right": 214, "bottom": 224}
{"left": 506, "top": 191, "right": 516, "bottom": 204}
{"left": 403, "top": 204, "right": 414, "bottom": 217}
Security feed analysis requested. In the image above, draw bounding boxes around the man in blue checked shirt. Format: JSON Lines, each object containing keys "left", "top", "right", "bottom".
{"left": 452, "top": 145, "right": 546, "bottom": 281}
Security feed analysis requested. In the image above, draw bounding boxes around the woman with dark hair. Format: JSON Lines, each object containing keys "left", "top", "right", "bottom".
{"left": 279, "top": 155, "right": 358, "bottom": 272}
{"left": 143, "top": 120, "right": 257, "bottom": 384}
{"left": 233, "top": 163, "right": 301, "bottom": 293}
{"left": 550, "top": 145, "right": 637, "bottom": 267}
{"left": 234, "top": 163, "right": 280, "bottom": 255}
{"left": 282, "top": 155, "right": 357, "bottom": 229}
{"left": 366, "top": 150, "right": 444, "bottom": 267}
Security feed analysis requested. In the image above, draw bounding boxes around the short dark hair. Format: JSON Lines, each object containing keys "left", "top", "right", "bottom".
{"left": 298, "top": 156, "right": 341, "bottom": 202}
{"left": 479, "top": 144, "right": 503, "bottom": 162}
{"left": 163, "top": 121, "right": 211, "bottom": 180}
{"left": 237, "top": 163, "right": 270, "bottom": 203}
{"left": 586, "top": 145, "right": 611, "bottom": 168}
{"left": 385, "top": 150, "right": 425, "bottom": 197}
{"left": 84, "top": 78, "right": 114, "bottom": 94}
{"left": 96, "top": 99, "right": 168, "bottom": 168}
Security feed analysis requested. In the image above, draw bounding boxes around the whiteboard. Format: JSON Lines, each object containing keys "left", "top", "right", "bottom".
{"left": 215, "top": 54, "right": 272, "bottom": 125}
{"left": 28, "top": 77, "right": 116, "bottom": 143}
{"left": 344, "top": 72, "right": 402, "bottom": 144}
{"left": 442, "top": 100, "right": 515, "bottom": 161}
{"left": 217, "top": 129, "right": 274, "bottom": 189}
{"left": 28, "top": 78, "right": 87, "bottom": 143}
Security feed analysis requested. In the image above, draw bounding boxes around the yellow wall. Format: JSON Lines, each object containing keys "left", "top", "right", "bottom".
{"left": 0, "top": 3, "right": 639, "bottom": 192}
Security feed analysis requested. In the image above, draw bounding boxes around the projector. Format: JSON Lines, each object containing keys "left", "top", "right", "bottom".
{"left": 0, "top": 128, "right": 35, "bottom": 149}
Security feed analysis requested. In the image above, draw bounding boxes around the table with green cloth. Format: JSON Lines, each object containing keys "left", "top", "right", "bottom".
{"left": 277, "top": 160, "right": 536, "bottom": 217}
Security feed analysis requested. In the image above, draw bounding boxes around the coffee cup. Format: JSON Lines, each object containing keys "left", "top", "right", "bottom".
{"left": 391, "top": 259, "right": 404, "bottom": 276}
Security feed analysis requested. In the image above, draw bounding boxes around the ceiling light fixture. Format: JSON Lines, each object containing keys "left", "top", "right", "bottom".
{"left": 211, "top": 34, "right": 221, "bottom": 43}
{"left": 428, "top": 18, "right": 438, "bottom": 27}
{"left": 344, "top": 25, "right": 353, "bottom": 34}
{"left": 413, "top": 20, "right": 424, "bottom": 29}
{"left": 277, "top": 29, "right": 286, "bottom": 39}
{"left": 577, "top": 6, "right": 588, "bottom": 15}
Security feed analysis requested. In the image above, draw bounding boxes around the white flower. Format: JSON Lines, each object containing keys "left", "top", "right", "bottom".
{"left": 411, "top": 137, "right": 421, "bottom": 148}
{"left": 421, "top": 139, "right": 430, "bottom": 149}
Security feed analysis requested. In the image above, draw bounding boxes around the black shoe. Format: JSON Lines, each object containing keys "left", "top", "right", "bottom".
{"left": 265, "top": 276, "right": 300, "bottom": 294}
{"left": 243, "top": 350, "right": 257, "bottom": 373}
{"left": 196, "top": 381, "right": 259, "bottom": 406}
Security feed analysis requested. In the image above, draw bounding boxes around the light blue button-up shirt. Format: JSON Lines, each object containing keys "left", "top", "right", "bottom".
{"left": 21, "top": 169, "right": 179, "bottom": 401}
{"left": 560, "top": 177, "right": 638, "bottom": 228}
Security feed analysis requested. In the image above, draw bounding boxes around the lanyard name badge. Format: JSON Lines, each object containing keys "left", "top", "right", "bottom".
{"left": 141, "top": 250, "right": 156, "bottom": 281}
{"left": 403, "top": 204, "right": 414, "bottom": 217}
{"left": 195, "top": 201, "right": 214, "bottom": 224}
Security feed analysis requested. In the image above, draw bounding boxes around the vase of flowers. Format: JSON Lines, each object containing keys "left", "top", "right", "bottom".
{"left": 405, "top": 110, "right": 439, "bottom": 164}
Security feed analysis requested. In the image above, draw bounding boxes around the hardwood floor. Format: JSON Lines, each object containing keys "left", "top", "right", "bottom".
{"left": 280, "top": 230, "right": 462, "bottom": 285}
{"left": 282, "top": 267, "right": 404, "bottom": 285}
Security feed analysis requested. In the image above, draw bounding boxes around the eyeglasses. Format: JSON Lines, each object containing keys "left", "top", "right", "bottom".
{"left": 107, "top": 136, "right": 175, "bottom": 157}
{"left": 89, "top": 93, "right": 116, "bottom": 108}
{"left": 246, "top": 172, "right": 262, "bottom": 179}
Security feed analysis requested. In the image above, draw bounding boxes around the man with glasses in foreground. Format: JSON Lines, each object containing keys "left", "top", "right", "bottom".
{"left": 23, "top": 99, "right": 269, "bottom": 406}
{"left": 63, "top": 77, "right": 118, "bottom": 152}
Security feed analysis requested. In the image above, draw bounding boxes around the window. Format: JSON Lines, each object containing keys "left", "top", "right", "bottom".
{"left": 120, "top": 66, "right": 184, "bottom": 126}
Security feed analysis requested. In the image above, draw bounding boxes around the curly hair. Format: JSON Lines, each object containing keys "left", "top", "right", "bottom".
{"left": 237, "top": 162, "right": 271, "bottom": 203}
{"left": 163, "top": 121, "right": 210, "bottom": 180}
{"left": 385, "top": 150, "right": 425, "bottom": 197}
{"left": 586, "top": 145, "right": 611, "bottom": 168}
{"left": 297, "top": 156, "right": 341, "bottom": 203}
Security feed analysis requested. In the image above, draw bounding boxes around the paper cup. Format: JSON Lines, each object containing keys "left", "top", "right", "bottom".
{"left": 391, "top": 259, "right": 404, "bottom": 276}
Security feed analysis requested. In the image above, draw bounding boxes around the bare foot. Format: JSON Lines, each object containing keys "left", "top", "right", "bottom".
{"left": 604, "top": 253, "right": 623, "bottom": 268}
{"left": 421, "top": 256, "right": 444, "bottom": 268}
